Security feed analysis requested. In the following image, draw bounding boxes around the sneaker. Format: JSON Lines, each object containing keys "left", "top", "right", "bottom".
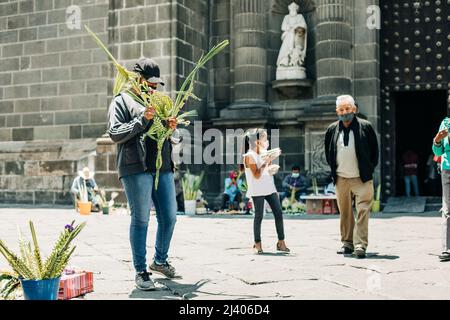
{"left": 354, "top": 247, "right": 366, "bottom": 259}
{"left": 439, "top": 252, "right": 450, "bottom": 262}
{"left": 150, "top": 261, "right": 182, "bottom": 279}
{"left": 337, "top": 246, "right": 353, "bottom": 254}
{"left": 135, "top": 271, "right": 156, "bottom": 291}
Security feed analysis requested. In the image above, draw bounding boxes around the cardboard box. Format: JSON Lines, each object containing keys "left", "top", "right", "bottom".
{"left": 322, "top": 198, "right": 338, "bottom": 214}
{"left": 305, "top": 198, "right": 338, "bottom": 215}
{"left": 58, "top": 271, "right": 94, "bottom": 300}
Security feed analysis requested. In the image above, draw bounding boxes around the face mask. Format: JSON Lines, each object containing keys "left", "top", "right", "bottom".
{"left": 338, "top": 113, "right": 355, "bottom": 122}
{"left": 292, "top": 173, "right": 300, "bottom": 178}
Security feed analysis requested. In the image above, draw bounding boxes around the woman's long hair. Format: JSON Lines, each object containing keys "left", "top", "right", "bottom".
{"left": 239, "top": 128, "right": 267, "bottom": 172}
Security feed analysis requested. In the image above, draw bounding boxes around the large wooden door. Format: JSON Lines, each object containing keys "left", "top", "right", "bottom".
{"left": 380, "top": 0, "right": 450, "bottom": 199}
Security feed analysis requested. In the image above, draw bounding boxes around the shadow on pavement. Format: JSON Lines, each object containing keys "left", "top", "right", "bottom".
{"left": 185, "top": 212, "right": 441, "bottom": 221}
{"left": 255, "top": 252, "right": 295, "bottom": 257}
{"left": 343, "top": 252, "right": 400, "bottom": 260}
{"left": 129, "top": 279, "right": 210, "bottom": 300}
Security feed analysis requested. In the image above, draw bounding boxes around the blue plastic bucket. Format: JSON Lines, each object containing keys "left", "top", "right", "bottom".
{"left": 20, "top": 277, "right": 61, "bottom": 300}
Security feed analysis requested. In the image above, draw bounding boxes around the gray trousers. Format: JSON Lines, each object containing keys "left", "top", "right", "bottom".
{"left": 441, "top": 170, "right": 450, "bottom": 252}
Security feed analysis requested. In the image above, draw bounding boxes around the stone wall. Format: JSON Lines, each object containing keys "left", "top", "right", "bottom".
{"left": 109, "top": 0, "right": 174, "bottom": 93}
{"left": 0, "top": 0, "right": 110, "bottom": 142}
{"left": 174, "top": 0, "right": 209, "bottom": 118}
{"left": 0, "top": 0, "right": 212, "bottom": 205}
{"left": 0, "top": 0, "right": 382, "bottom": 206}
{"left": 94, "top": 134, "right": 126, "bottom": 204}
{"left": 0, "top": 139, "right": 96, "bottom": 205}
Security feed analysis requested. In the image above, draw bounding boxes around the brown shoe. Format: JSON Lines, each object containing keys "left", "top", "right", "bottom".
{"left": 253, "top": 243, "right": 263, "bottom": 254}
{"left": 354, "top": 246, "right": 366, "bottom": 259}
{"left": 276, "top": 242, "right": 290, "bottom": 253}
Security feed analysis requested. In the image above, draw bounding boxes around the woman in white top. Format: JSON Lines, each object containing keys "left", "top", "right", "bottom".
{"left": 240, "top": 129, "right": 290, "bottom": 254}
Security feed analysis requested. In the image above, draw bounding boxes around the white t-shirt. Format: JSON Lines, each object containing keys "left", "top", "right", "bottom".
{"left": 336, "top": 130, "right": 360, "bottom": 178}
{"left": 243, "top": 150, "right": 277, "bottom": 197}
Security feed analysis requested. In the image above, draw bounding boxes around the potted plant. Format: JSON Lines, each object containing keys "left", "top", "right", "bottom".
{"left": 182, "top": 170, "right": 204, "bottom": 215}
{"left": 98, "top": 189, "right": 119, "bottom": 215}
{"left": 77, "top": 181, "right": 91, "bottom": 215}
{"left": 0, "top": 220, "right": 86, "bottom": 300}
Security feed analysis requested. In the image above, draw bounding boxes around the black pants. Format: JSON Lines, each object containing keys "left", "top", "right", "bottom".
{"left": 222, "top": 192, "right": 242, "bottom": 210}
{"left": 252, "top": 192, "right": 285, "bottom": 243}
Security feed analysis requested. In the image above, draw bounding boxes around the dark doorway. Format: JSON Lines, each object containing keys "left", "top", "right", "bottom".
{"left": 394, "top": 90, "right": 447, "bottom": 197}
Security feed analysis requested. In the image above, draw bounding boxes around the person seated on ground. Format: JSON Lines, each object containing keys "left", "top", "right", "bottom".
{"left": 221, "top": 170, "right": 244, "bottom": 210}
{"left": 281, "top": 165, "right": 309, "bottom": 202}
{"left": 70, "top": 167, "right": 102, "bottom": 212}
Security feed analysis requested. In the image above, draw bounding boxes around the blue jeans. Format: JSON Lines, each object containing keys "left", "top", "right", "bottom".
{"left": 120, "top": 171, "right": 177, "bottom": 272}
{"left": 404, "top": 175, "right": 419, "bottom": 197}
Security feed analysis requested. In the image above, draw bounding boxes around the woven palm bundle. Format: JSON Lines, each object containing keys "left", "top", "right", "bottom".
{"left": 85, "top": 25, "right": 229, "bottom": 188}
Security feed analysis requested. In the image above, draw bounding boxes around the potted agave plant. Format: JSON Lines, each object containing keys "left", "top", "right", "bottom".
{"left": 0, "top": 221, "right": 86, "bottom": 300}
{"left": 182, "top": 170, "right": 204, "bottom": 215}
{"left": 77, "top": 181, "right": 91, "bottom": 215}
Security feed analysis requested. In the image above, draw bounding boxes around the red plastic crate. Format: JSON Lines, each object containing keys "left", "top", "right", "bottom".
{"left": 58, "top": 271, "right": 94, "bottom": 300}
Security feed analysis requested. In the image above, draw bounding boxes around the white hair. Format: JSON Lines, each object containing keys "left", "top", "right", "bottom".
{"left": 336, "top": 95, "right": 356, "bottom": 108}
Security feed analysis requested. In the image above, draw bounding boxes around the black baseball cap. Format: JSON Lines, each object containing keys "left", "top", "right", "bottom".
{"left": 133, "top": 58, "right": 165, "bottom": 86}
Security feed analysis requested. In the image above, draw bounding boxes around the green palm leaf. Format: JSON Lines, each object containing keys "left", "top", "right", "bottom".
{"left": 85, "top": 25, "right": 137, "bottom": 95}
{"left": 29, "top": 221, "right": 43, "bottom": 278}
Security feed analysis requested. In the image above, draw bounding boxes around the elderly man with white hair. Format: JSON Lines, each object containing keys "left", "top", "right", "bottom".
{"left": 324, "top": 95, "right": 379, "bottom": 258}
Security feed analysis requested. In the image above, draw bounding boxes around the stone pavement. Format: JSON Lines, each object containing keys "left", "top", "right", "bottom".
{"left": 0, "top": 208, "right": 449, "bottom": 300}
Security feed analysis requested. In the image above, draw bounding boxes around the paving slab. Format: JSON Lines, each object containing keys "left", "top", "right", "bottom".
{"left": 0, "top": 208, "right": 449, "bottom": 300}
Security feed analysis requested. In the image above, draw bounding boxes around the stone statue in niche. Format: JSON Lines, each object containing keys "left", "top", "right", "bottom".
{"left": 276, "top": 2, "right": 307, "bottom": 80}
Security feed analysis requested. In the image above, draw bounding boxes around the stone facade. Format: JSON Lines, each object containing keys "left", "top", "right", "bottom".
{"left": 0, "top": 0, "right": 382, "bottom": 206}
{"left": 0, "top": 0, "right": 110, "bottom": 142}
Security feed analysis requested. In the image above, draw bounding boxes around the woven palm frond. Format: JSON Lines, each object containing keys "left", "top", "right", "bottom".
{"left": 85, "top": 25, "right": 228, "bottom": 190}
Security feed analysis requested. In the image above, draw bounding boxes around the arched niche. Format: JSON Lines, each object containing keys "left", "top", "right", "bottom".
{"left": 272, "top": 0, "right": 316, "bottom": 15}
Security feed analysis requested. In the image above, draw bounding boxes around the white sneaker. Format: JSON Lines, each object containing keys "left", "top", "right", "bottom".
{"left": 135, "top": 271, "right": 156, "bottom": 291}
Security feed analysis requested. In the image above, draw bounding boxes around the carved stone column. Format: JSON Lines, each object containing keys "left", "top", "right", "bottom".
{"left": 220, "top": 0, "right": 269, "bottom": 119}
{"left": 312, "top": 0, "right": 352, "bottom": 111}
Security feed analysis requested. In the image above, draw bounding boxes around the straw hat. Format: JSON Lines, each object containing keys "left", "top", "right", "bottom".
{"left": 78, "top": 167, "right": 94, "bottom": 180}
